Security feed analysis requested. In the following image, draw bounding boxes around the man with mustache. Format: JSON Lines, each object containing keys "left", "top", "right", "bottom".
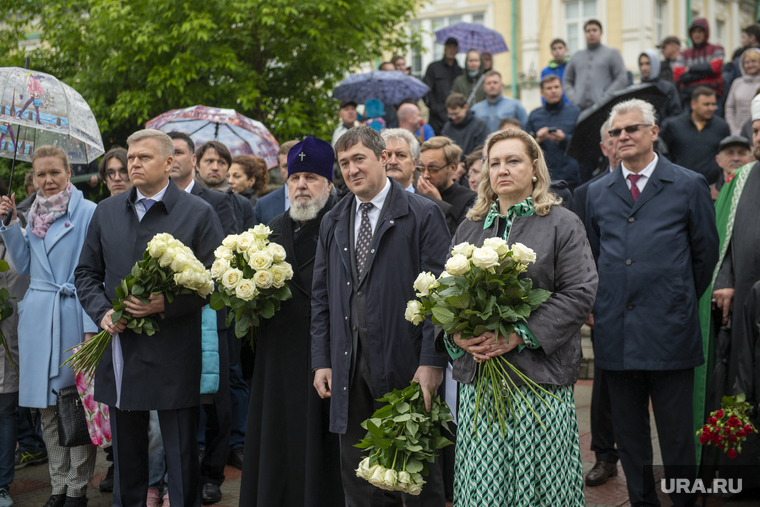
{"left": 710, "top": 135, "right": 751, "bottom": 200}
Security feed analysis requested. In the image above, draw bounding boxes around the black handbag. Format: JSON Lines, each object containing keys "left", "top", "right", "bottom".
{"left": 53, "top": 386, "right": 91, "bottom": 447}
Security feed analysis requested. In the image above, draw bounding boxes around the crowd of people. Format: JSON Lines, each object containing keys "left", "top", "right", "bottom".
{"left": 0, "top": 14, "right": 756, "bottom": 507}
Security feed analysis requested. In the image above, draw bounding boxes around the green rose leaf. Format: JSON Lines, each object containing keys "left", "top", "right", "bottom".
{"left": 527, "top": 288, "right": 552, "bottom": 307}
{"left": 431, "top": 306, "right": 455, "bottom": 325}
{"left": 446, "top": 292, "right": 470, "bottom": 309}
{"left": 406, "top": 459, "right": 423, "bottom": 473}
{"left": 209, "top": 292, "right": 225, "bottom": 311}
{"left": 393, "top": 413, "right": 411, "bottom": 423}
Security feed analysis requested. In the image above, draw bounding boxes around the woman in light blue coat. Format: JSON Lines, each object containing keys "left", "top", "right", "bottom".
{"left": 0, "top": 145, "right": 97, "bottom": 507}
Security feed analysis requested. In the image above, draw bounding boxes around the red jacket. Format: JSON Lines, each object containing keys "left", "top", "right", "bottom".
{"left": 674, "top": 18, "right": 725, "bottom": 96}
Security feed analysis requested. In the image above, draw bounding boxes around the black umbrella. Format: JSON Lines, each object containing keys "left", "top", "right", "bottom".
{"left": 566, "top": 84, "right": 669, "bottom": 171}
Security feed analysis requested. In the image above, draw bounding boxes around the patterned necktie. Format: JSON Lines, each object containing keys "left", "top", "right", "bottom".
{"left": 628, "top": 174, "right": 642, "bottom": 202}
{"left": 356, "top": 202, "right": 374, "bottom": 276}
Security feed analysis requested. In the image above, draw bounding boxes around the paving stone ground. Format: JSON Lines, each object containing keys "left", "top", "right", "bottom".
{"left": 9, "top": 337, "right": 760, "bottom": 506}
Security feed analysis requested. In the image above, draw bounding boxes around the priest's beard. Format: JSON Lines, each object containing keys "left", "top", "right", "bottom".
{"left": 289, "top": 184, "right": 332, "bottom": 222}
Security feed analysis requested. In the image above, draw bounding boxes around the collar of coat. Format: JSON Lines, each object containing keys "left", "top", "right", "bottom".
{"left": 606, "top": 151, "right": 675, "bottom": 208}
{"left": 326, "top": 177, "right": 408, "bottom": 224}
{"left": 124, "top": 179, "right": 181, "bottom": 214}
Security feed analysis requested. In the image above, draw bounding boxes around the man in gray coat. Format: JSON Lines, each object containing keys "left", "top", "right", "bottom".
{"left": 563, "top": 19, "right": 627, "bottom": 110}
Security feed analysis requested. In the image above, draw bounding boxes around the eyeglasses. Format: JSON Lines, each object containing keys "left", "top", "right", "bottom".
{"left": 608, "top": 124, "right": 653, "bottom": 138}
{"left": 417, "top": 165, "right": 449, "bottom": 174}
{"left": 105, "top": 169, "right": 129, "bottom": 180}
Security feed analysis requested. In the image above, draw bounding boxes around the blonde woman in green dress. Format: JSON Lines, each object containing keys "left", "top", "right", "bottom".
{"left": 443, "top": 129, "right": 598, "bottom": 506}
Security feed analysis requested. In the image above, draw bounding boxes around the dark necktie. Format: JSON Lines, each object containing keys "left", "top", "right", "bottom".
{"left": 356, "top": 202, "right": 374, "bottom": 276}
{"left": 628, "top": 174, "right": 642, "bottom": 202}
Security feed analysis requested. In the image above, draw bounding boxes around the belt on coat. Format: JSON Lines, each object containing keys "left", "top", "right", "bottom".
{"left": 28, "top": 278, "right": 78, "bottom": 379}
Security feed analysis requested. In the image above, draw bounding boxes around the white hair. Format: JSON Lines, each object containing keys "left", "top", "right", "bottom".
{"left": 126, "top": 129, "right": 175, "bottom": 159}
{"left": 608, "top": 99, "right": 657, "bottom": 129}
{"left": 381, "top": 128, "right": 419, "bottom": 158}
{"left": 600, "top": 118, "right": 611, "bottom": 142}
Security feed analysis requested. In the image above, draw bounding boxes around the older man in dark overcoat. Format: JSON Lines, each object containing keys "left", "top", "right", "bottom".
{"left": 75, "top": 129, "right": 224, "bottom": 507}
{"left": 586, "top": 99, "right": 718, "bottom": 507}
{"left": 311, "top": 126, "right": 451, "bottom": 506}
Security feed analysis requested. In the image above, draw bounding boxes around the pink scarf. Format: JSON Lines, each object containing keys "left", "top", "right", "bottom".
{"left": 28, "top": 182, "right": 73, "bottom": 239}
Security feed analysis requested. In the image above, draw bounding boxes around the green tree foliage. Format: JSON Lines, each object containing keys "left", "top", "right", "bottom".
{"left": 1, "top": 0, "right": 421, "bottom": 148}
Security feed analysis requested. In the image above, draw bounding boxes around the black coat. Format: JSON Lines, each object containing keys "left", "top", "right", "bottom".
{"left": 423, "top": 58, "right": 463, "bottom": 133}
{"left": 441, "top": 110, "right": 489, "bottom": 158}
{"left": 189, "top": 183, "right": 236, "bottom": 236}
{"left": 660, "top": 111, "right": 730, "bottom": 185}
{"left": 413, "top": 187, "right": 459, "bottom": 235}
{"left": 227, "top": 189, "right": 256, "bottom": 233}
{"left": 571, "top": 169, "right": 612, "bottom": 225}
{"left": 74, "top": 181, "right": 224, "bottom": 410}
{"left": 439, "top": 181, "right": 477, "bottom": 227}
{"left": 240, "top": 198, "right": 344, "bottom": 506}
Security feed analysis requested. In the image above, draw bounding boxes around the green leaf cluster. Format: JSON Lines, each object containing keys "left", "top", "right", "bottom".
{"left": 0, "top": 0, "right": 424, "bottom": 145}
{"left": 0, "top": 259, "right": 18, "bottom": 374}
{"left": 354, "top": 382, "right": 453, "bottom": 476}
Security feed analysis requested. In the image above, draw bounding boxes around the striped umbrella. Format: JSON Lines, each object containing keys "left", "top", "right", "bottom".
{"left": 434, "top": 22, "right": 509, "bottom": 54}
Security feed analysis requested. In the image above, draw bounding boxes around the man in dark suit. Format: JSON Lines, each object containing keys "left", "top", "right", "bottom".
{"left": 381, "top": 128, "right": 459, "bottom": 235}
{"left": 254, "top": 140, "right": 299, "bottom": 225}
{"left": 75, "top": 129, "right": 224, "bottom": 507}
{"left": 417, "top": 136, "right": 477, "bottom": 227}
{"left": 167, "top": 132, "right": 233, "bottom": 504}
{"left": 586, "top": 100, "right": 719, "bottom": 507}
{"left": 573, "top": 119, "right": 620, "bottom": 487}
{"left": 311, "top": 126, "right": 450, "bottom": 506}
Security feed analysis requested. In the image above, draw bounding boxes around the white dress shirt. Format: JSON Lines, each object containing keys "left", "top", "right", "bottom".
{"left": 405, "top": 182, "right": 415, "bottom": 194}
{"left": 621, "top": 153, "right": 658, "bottom": 194}
{"left": 183, "top": 179, "right": 196, "bottom": 194}
{"left": 354, "top": 177, "right": 391, "bottom": 248}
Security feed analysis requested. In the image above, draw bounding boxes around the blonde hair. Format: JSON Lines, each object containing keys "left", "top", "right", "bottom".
{"left": 743, "top": 49, "right": 760, "bottom": 69}
{"left": 126, "top": 129, "right": 175, "bottom": 159}
{"left": 466, "top": 129, "right": 561, "bottom": 220}
{"left": 419, "top": 136, "right": 462, "bottom": 167}
{"left": 32, "top": 145, "right": 70, "bottom": 172}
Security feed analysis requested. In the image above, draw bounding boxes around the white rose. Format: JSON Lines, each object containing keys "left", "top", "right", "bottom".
{"left": 368, "top": 466, "right": 386, "bottom": 488}
{"left": 221, "top": 235, "right": 239, "bottom": 250}
{"left": 356, "top": 458, "right": 371, "bottom": 480}
{"left": 173, "top": 270, "right": 191, "bottom": 287}
{"left": 214, "top": 246, "right": 234, "bottom": 261}
{"left": 267, "top": 243, "right": 287, "bottom": 262}
{"left": 235, "top": 279, "right": 257, "bottom": 301}
{"left": 253, "top": 270, "right": 274, "bottom": 289}
{"left": 147, "top": 239, "right": 168, "bottom": 259}
{"left": 438, "top": 270, "right": 452, "bottom": 279}
{"left": 158, "top": 247, "right": 176, "bottom": 268}
{"left": 236, "top": 232, "right": 255, "bottom": 252}
{"left": 404, "top": 300, "right": 424, "bottom": 325}
{"left": 251, "top": 224, "right": 272, "bottom": 240}
{"left": 270, "top": 264, "right": 289, "bottom": 288}
{"left": 471, "top": 247, "right": 500, "bottom": 271}
{"left": 249, "top": 250, "right": 273, "bottom": 271}
{"left": 412, "top": 272, "right": 439, "bottom": 297}
{"left": 451, "top": 242, "right": 476, "bottom": 258}
{"left": 280, "top": 261, "right": 294, "bottom": 279}
{"left": 221, "top": 268, "right": 243, "bottom": 290}
{"left": 406, "top": 482, "right": 423, "bottom": 495}
{"left": 382, "top": 469, "right": 398, "bottom": 489}
{"left": 170, "top": 252, "right": 188, "bottom": 273}
{"left": 483, "top": 237, "right": 509, "bottom": 257}
{"left": 254, "top": 238, "right": 267, "bottom": 251}
{"left": 511, "top": 242, "right": 537, "bottom": 265}
{"left": 444, "top": 254, "right": 470, "bottom": 276}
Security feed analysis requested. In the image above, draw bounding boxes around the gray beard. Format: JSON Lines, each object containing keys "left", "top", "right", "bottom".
{"left": 288, "top": 185, "right": 331, "bottom": 222}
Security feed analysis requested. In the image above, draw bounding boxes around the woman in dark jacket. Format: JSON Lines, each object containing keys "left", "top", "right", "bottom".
{"left": 444, "top": 129, "right": 598, "bottom": 506}
{"left": 228, "top": 155, "right": 269, "bottom": 209}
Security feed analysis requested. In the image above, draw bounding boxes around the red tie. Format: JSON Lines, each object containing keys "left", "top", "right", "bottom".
{"left": 628, "top": 174, "right": 642, "bottom": 202}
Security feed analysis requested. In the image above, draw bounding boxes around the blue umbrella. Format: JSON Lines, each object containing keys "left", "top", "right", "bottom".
{"left": 332, "top": 70, "right": 430, "bottom": 105}
{"left": 435, "top": 22, "right": 509, "bottom": 54}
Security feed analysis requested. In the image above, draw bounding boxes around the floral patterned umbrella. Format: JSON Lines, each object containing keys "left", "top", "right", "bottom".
{"left": 145, "top": 105, "right": 280, "bottom": 169}
{"left": 0, "top": 67, "right": 105, "bottom": 164}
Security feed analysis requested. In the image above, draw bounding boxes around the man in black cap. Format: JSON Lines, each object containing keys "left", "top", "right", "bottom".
{"left": 657, "top": 36, "right": 682, "bottom": 84}
{"left": 711, "top": 135, "right": 751, "bottom": 200}
{"left": 240, "top": 136, "right": 344, "bottom": 507}
{"left": 332, "top": 100, "right": 360, "bottom": 146}
{"left": 423, "top": 37, "right": 463, "bottom": 134}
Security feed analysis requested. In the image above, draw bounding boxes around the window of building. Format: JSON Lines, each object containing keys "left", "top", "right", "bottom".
{"left": 564, "top": 0, "right": 598, "bottom": 54}
{"left": 654, "top": 0, "right": 666, "bottom": 45}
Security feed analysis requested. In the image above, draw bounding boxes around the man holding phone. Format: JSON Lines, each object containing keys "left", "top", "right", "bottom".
{"left": 526, "top": 74, "right": 582, "bottom": 188}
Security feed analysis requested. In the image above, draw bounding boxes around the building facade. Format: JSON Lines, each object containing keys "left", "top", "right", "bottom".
{"left": 408, "top": 0, "right": 758, "bottom": 111}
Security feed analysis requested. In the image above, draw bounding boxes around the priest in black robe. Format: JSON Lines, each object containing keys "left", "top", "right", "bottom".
{"left": 239, "top": 137, "right": 343, "bottom": 506}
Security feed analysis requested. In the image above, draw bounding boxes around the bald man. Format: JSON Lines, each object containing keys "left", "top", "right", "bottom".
{"left": 397, "top": 103, "right": 436, "bottom": 143}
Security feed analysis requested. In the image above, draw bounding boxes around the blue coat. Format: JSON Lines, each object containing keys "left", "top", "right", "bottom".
{"left": 254, "top": 185, "right": 287, "bottom": 226}
{"left": 311, "top": 179, "right": 450, "bottom": 433}
{"left": 585, "top": 156, "right": 719, "bottom": 370}
{"left": 0, "top": 187, "right": 97, "bottom": 408}
{"left": 526, "top": 100, "right": 582, "bottom": 185}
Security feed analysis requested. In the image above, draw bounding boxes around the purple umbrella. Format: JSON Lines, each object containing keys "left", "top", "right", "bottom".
{"left": 434, "top": 22, "right": 508, "bottom": 54}
{"left": 332, "top": 70, "right": 430, "bottom": 106}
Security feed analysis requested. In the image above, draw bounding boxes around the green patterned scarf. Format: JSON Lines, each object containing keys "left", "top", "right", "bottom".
{"left": 483, "top": 197, "right": 535, "bottom": 237}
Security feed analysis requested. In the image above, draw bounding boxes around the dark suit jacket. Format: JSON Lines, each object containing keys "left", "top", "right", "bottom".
{"left": 586, "top": 156, "right": 718, "bottom": 371}
{"left": 440, "top": 182, "right": 477, "bottom": 228}
{"left": 571, "top": 168, "right": 612, "bottom": 225}
{"left": 311, "top": 179, "right": 450, "bottom": 433}
{"left": 189, "top": 183, "right": 236, "bottom": 236}
{"left": 74, "top": 181, "right": 224, "bottom": 410}
{"left": 254, "top": 185, "right": 286, "bottom": 226}
{"left": 413, "top": 187, "right": 459, "bottom": 236}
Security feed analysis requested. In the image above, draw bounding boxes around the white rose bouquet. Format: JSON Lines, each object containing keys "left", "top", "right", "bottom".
{"left": 355, "top": 383, "right": 453, "bottom": 495}
{"left": 405, "top": 239, "right": 558, "bottom": 434}
{"left": 208, "top": 224, "right": 293, "bottom": 348}
{"left": 63, "top": 233, "right": 214, "bottom": 376}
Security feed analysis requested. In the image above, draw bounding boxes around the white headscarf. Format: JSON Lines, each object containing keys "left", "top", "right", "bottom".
{"left": 751, "top": 94, "right": 760, "bottom": 122}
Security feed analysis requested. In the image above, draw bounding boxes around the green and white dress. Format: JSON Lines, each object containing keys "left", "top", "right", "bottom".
{"left": 444, "top": 198, "right": 584, "bottom": 507}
